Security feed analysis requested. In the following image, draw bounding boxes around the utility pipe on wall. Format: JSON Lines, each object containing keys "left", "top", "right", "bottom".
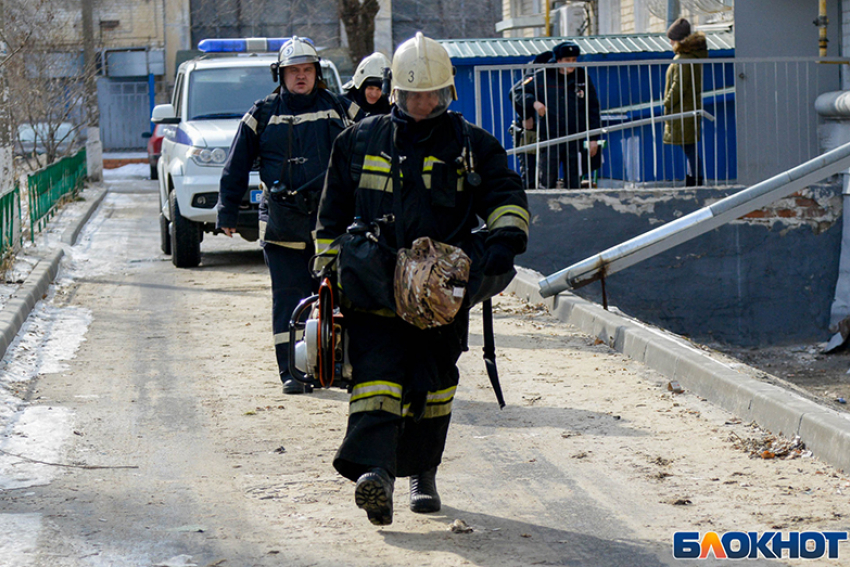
{"left": 816, "top": 0, "right": 829, "bottom": 57}
{"left": 667, "top": 0, "right": 680, "bottom": 27}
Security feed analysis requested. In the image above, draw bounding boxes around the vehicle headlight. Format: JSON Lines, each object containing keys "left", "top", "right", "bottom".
{"left": 189, "top": 146, "right": 228, "bottom": 167}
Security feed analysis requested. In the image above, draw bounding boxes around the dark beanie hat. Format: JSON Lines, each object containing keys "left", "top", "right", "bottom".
{"left": 666, "top": 17, "right": 691, "bottom": 41}
{"left": 552, "top": 41, "right": 580, "bottom": 60}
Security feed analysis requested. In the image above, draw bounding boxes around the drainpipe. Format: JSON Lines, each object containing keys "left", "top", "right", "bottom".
{"left": 667, "top": 0, "right": 680, "bottom": 28}
{"left": 815, "top": 0, "right": 829, "bottom": 57}
{"left": 544, "top": 0, "right": 551, "bottom": 37}
{"left": 815, "top": 92, "right": 850, "bottom": 346}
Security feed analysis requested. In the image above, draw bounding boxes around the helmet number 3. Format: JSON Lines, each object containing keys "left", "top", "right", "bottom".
{"left": 408, "top": 70, "right": 415, "bottom": 83}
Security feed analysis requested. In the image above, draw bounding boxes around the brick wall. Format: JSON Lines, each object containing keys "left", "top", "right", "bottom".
{"left": 740, "top": 187, "right": 842, "bottom": 234}
{"left": 49, "top": 0, "right": 165, "bottom": 50}
{"left": 97, "top": 0, "right": 165, "bottom": 49}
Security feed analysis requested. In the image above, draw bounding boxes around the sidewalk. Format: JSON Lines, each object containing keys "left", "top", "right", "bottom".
{"left": 0, "top": 183, "right": 107, "bottom": 365}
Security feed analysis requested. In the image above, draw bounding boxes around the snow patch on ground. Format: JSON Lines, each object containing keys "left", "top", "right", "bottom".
{"left": 0, "top": 406, "right": 74, "bottom": 490}
{"left": 57, "top": 192, "right": 145, "bottom": 285}
{"left": 103, "top": 163, "right": 150, "bottom": 181}
{"left": 2, "top": 304, "right": 92, "bottom": 379}
{"left": 0, "top": 513, "right": 42, "bottom": 563}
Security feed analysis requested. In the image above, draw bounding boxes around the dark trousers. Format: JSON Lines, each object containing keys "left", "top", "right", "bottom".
{"left": 683, "top": 143, "right": 703, "bottom": 184}
{"left": 539, "top": 142, "right": 580, "bottom": 188}
{"left": 333, "top": 310, "right": 467, "bottom": 481}
{"left": 263, "top": 243, "right": 317, "bottom": 381}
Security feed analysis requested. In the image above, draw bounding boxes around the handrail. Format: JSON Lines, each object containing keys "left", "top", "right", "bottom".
{"left": 506, "top": 109, "right": 715, "bottom": 156}
{"left": 538, "top": 140, "right": 850, "bottom": 298}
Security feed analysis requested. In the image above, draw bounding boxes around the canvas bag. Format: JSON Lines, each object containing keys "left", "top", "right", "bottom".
{"left": 394, "top": 236, "right": 471, "bottom": 329}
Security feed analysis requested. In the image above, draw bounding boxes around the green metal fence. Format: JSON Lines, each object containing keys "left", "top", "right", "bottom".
{"left": 28, "top": 148, "right": 87, "bottom": 242}
{"left": 0, "top": 182, "right": 22, "bottom": 260}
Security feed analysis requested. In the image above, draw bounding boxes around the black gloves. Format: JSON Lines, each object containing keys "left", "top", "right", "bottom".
{"left": 481, "top": 243, "right": 515, "bottom": 276}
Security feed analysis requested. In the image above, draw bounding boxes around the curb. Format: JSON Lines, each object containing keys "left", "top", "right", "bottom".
{"left": 0, "top": 249, "right": 64, "bottom": 361}
{"left": 507, "top": 267, "right": 850, "bottom": 474}
{"left": 0, "top": 185, "right": 107, "bottom": 361}
{"left": 61, "top": 186, "right": 108, "bottom": 246}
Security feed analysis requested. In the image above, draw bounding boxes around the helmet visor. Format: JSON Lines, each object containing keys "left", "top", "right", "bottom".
{"left": 394, "top": 87, "right": 453, "bottom": 121}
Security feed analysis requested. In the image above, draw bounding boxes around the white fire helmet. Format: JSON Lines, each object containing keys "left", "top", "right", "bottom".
{"left": 345, "top": 52, "right": 390, "bottom": 91}
{"left": 278, "top": 36, "right": 320, "bottom": 68}
{"left": 391, "top": 32, "right": 457, "bottom": 119}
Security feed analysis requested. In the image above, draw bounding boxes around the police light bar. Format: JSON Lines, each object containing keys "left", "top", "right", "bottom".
{"left": 198, "top": 37, "right": 314, "bottom": 53}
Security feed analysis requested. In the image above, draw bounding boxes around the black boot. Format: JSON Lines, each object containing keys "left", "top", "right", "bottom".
{"left": 409, "top": 466, "right": 441, "bottom": 513}
{"left": 685, "top": 175, "right": 696, "bottom": 187}
{"left": 355, "top": 468, "right": 394, "bottom": 526}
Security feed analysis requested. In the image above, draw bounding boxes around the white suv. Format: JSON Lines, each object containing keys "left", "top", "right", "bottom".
{"left": 152, "top": 39, "right": 342, "bottom": 267}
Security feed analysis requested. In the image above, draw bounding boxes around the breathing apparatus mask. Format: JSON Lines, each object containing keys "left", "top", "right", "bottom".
{"left": 394, "top": 87, "right": 454, "bottom": 121}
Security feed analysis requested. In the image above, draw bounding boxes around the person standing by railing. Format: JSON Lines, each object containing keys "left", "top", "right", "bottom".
{"left": 663, "top": 18, "right": 707, "bottom": 187}
{"left": 513, "top": 41, "right": 600, "bottom": 189}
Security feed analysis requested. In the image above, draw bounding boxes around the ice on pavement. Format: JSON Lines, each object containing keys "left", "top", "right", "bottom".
{"left": 0, "top": 164, "right": 150, "bottom": 565}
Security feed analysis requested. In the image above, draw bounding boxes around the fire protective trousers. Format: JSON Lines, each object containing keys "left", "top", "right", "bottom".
{"left": 263, "top": 242, "right": 317, "bottom": 381}
{"left": 333, "top": 309, "right": 468, "bottom": 481}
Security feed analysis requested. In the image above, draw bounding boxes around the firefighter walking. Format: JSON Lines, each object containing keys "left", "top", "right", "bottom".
{"left": 217, "top": 36, "right": 362, "bottom": 394}
{"left": 315, "top": 33, "right": 529, "bottom": 526}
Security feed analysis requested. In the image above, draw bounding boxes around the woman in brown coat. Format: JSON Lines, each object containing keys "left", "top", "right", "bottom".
{"left": 663, "top": 18, "right": 708, "bottom": 186}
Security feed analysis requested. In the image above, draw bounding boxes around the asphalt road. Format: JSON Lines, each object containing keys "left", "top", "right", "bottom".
{"left": 0, "top": 180, "right": 847, "bottom": 566}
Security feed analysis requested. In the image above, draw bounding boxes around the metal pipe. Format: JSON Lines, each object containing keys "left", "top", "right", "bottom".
{"left": 506, "top": 109, "right": 714, "bottom": 156}
{"left": 667, "top": 0, "right": 680, "bottom": 28}
{"left": 538, "top": 139, "right": 850, "bottom": 298}
{"left": 817, "top": 0, "right": 829, "bottom": 57}
{"left": 544, "top": 0, "right": 551, "bottom": 37}
{"left": 814, "top": 90, "right": 850, "bottom": 117}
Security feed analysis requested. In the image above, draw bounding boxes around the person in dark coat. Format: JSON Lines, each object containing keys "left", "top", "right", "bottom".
{"left": 510, "top": 50, "right": 554, "bottom": 189}
{"left": 343, "top": 52, "right": 392, "bottom": 118}
{"left": 314, "top": 33, "right": 529, "bottom": 526}
{"left": 217, "top": 36, "right": 362, "bottom": 394}
{"left": 514, "top": 40, "right": 601, "bottom": 188}
{"left": 663, "top": 17, "right": 708, "bottom": 186}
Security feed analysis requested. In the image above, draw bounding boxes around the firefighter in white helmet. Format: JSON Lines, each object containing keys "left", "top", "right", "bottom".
{"left": 315, "top": 32, "right": 529, "bottom": 526}
{"left": 217, "top": 36, "right": 363, "bottom": 395}
{"left": 343, "top": 52, "right": 391, "bottom": 117}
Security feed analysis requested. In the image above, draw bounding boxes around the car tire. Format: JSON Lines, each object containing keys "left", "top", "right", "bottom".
{"left": 150, "top": 162, "right": 158, "bottom": 181}
{"left": 169, "top": 191, "right": 201, "bottom": 268}
{"left": 159, "top": 211, "right": 172, "bottom": 255}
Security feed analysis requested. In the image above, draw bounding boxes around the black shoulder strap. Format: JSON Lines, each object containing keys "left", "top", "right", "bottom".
{"left": 349, "top": 116, "right": 379, "bottom": 185}
{"left": 255, "top": 93, "right": 278, "bottom": 138}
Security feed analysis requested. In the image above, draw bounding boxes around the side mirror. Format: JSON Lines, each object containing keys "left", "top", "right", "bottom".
{"left": 152, "top": 103, "right": 180, "bottom": 124}
{"left": 141, "top": 132, "right": 152, "bottom": 139}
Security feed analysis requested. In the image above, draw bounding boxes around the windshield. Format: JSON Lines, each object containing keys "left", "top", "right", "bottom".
{"left": 321, "top": 63, "right": 341, "bottom": 94}
{"left": 187, "top": 66, "right": 276, "bottom": 120}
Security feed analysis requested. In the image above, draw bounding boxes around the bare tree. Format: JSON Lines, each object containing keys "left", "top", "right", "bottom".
{"left": 2, "top": 0, "right": 93, "bottom": 169}
{"left": 0, "top": 0, "right": 43, "bottom": 69}
{"left": 339, "top": 0, "right": 380, "bottom": 66}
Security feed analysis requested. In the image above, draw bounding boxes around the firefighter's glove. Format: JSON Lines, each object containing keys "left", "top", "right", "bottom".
{"left": 481, "top": 243, "right": 515, "bottom": 276}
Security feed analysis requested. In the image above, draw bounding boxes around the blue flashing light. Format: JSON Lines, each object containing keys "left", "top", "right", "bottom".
{"left": 198, "top": 37, "right": 314, "bottom": 54}
{"left": 267, "top": 38, "right": 289, "bottom": 52}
